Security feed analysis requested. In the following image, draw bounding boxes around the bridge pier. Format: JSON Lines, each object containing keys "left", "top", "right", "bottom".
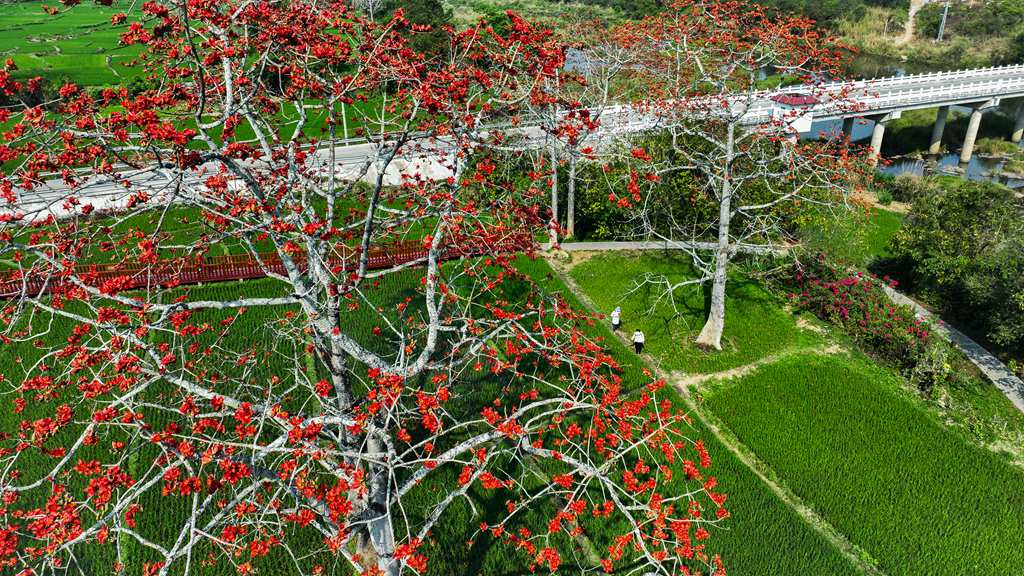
{"left": 929, "top": 106, "right": 950, "bottom": 155}
{"left": 842, "top": 117, "right": 855, "bottom": 139}
{"left": 959, "top": 99, "right": 1000, "bottom": 164}
{"left": 1012, "top": 101, "right": 1024, "bottom": 144}
{"left": 961, "top": 107, "right": 984, "bottom": 163}
{"left": 868, "top": 111, "right": 901, "bottom": 165}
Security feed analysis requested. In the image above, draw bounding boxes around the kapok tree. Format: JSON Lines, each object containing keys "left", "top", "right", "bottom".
{"left": 541, "top": 17, "right": 640, "bottom": 242}
{"left": 0, "top": 2, "right": 728, "bottom": 576}
{"left": 605, "top": 0, "right": 870, "bottom": 349}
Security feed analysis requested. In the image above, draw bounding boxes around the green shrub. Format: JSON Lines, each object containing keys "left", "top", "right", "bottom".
{"left": 786, "top": 254, "right": 933, "bottom": 372}
{"left": 973, "top": 137, "right": 1021, "bottom": 156}
{"left": 890, "top": 178, "right": 1024, "bottom": 350}
{"left": 879, "top": 173, "right": 941, "bottom": 204}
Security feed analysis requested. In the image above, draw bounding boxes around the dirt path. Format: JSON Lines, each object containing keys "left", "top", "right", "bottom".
{"left": 547, "top": 256, "right": 888, "bottom": 576}
{"left": 673, "top": 343, "right": 843, "bottom": 389}
{"left": 901, "top": 0, "right": 930, "bottom": 44}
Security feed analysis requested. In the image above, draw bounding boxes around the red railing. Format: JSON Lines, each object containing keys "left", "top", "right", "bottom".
{"left": 0, "top": 232, "right": 534, "bottom": 300}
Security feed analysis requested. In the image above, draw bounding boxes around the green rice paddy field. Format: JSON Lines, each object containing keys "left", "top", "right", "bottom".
{"left": 567, "top": 251, "right": 1024, "bottom": 575}
{"left": 0, "top": 3, "right": 143, "bottom": 86}
{"left": 703, "top": 354, "right": 1024, "bottom": 575}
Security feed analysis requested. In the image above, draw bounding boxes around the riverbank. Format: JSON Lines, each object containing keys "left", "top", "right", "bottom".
{"left": 839, "top": 7, "right": 1019, "bottom": 72}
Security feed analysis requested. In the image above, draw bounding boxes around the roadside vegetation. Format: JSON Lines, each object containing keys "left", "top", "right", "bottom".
{"left": 878, "top": 176, "right": 1024, "bottom": 372}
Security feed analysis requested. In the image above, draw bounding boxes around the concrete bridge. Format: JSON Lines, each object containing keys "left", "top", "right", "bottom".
{"left": 8, "top": 63, "right": 1024, "bottom": 218}
{"left": 768, "top": 63, "right": 1024, "bottom": 164}
{"left": 593, "top": 63, "right": 1024, "bottom": 165}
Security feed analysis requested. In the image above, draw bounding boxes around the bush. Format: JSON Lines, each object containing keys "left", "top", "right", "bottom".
{"left": 889, "top": 179, "right": 1024, "bottom": 350}
{"left": 876, "top": 173, "right": 941, "bottom": 204}
{"left": 917, "top": 0, "right": 1024, "bottom": 41}
{"left": 787, "top": 254, "right": 934, "bottom": 372}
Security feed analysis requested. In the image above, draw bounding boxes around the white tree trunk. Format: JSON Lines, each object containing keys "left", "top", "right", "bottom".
{"left": 696, "top": 244, "right": 729, "bottom": 350}
{"left": 366, "top": 434, "right": 399, "bottom": 576}
{"left": 549, "top": 138, "right": 559, "bottom": 245}
{"left": 695, "top": 122, "right": 735, "bottom": 350}
{"left": 566, "top": 152, "right": 576, "bottom": 239}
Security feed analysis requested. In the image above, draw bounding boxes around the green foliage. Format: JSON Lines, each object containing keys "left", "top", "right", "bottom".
{"left": 793, "top": 204, "right": 872, "bottom": 266}
{"left": 758, "top": 0, "right": 866, "bottom": 29}
{"left": 882, "top": 108, "right": 1017, "bottom": 156}
{"left": 702, "top": 353, "right": 1024, "bottom": 576}
{"left": 791, "top": 199, "right": 903, "bottom": 268}
{"left": 572, "top": 135, "right": 717, "bottom": 241}
{"left": 874, "top": 173, "right": 941, "bottom": 204}
{"left": 787, "top": 254, "right": 934, "bottom": 372}
{"left": 571, "top": 130, "right": 830, "bottom": 243}
{"left": 386, "top": 0, "right": 454, "bottom": 55}
{"left": 889, "top": 178, "right": 1024, "bottom": 349}
{"left": 558, "top": 0, "right": 662, "bottom": 18}
{"left": 972, "top": 137, "right": 1022, "bottom": 156}
{"left": 917, "top": 0, "right": 1024, "bottom": 41}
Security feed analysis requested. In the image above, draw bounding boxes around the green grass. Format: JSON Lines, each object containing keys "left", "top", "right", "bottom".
{"left": 517, "top": 256, "right": 862, "bottom": 576}
{"left": 702, "top": 353, "right": 1024, "bottom": 576}
{"left": 567, "top": 252, "right": 821, "bottom": 374}
{"left": 864, "top": 208, "right": 904, "bottom": 261}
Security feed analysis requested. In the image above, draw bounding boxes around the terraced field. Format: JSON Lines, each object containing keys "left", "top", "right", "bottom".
{"left": 0, "top": 3, "right": 143, "bottom": 86}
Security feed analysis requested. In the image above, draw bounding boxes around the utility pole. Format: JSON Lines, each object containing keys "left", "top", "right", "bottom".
{"left": 936, "top": 1, "right": 950, "bottom": 42}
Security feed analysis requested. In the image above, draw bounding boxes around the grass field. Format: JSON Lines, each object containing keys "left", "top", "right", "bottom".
{"left": 0, "top": 3, "right": 143, "bottom": 87}
{"left": 702, "top": 353, "right": 1024, "bottom": 576}
{"left": 864, "top": 208, "right": 904, "bottom": 261}
{"left": 567, "top": 252, "right": 821, "bottom": 374}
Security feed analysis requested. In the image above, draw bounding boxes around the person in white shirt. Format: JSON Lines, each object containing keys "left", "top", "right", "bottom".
{"left": 610, "top": 306, "right": 621, "bottom": 331}
{"left": 632, "top": 329, "right": 645, "bottom": 354}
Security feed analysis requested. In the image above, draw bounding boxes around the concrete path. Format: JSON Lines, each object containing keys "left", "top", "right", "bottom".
{"left": 553, "top": 241, "right": 1024, "bottom": 413}
{"left": 883, "top": 286, "right": 1024, "bottom": 412}
{"left": 556, "top": 239, "right": 786, "bottom": 256}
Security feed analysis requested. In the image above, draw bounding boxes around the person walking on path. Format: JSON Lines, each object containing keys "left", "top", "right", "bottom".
{"left": 632, "top": 329, "right": 645, "bottom": 354}
{"left": 611, "top": 306, "right": 621, "bottom": 331}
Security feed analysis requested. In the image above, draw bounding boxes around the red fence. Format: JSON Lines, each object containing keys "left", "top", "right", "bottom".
{"left": 0, "top": 233, "right": 534, "bottom": 300}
